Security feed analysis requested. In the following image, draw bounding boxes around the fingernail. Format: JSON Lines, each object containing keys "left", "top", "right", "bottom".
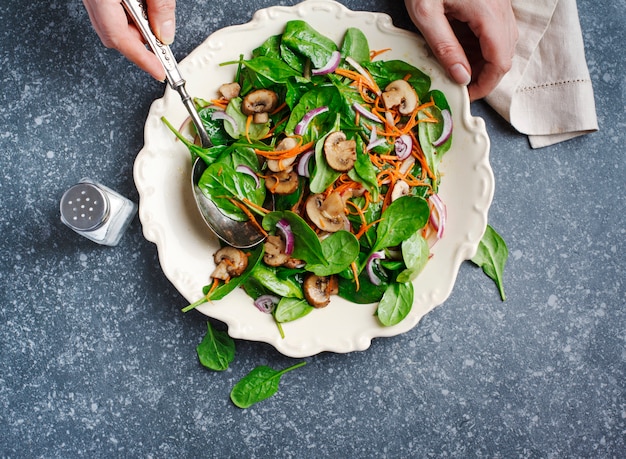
{"left": 449, "top": 63, "right": 471, "bottom": 86}
{"left": 160, "top": 20, "right": 175, "bottom": 45}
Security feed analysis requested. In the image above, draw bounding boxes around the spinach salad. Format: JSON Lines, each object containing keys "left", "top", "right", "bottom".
{"left": 166, "top": 20, "right": 454, "bottom": 332}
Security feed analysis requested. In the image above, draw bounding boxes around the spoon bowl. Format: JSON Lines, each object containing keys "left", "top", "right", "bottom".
{"left": 191, "top": 158, "right": 267, "bottom": 248}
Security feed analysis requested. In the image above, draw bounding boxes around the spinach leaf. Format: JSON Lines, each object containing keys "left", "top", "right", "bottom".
{"left": 348, "top": 137, "right": 380, "bottom": 201}
{"left": 371, "top": 196, "right": 430, "bottom": 253}
{"left": 274, "top": 297, "right": 314, "bottom": 323}
{"left": 282, "top": 20, "right": 338, "bottom": 68}
{"left": 196, "top": 321, "right": 235, "bottom": 371}
{"left": 197, "top": 163, "right": 255, "bottom": 221}
{"left": 285, "top": 86, "right": 339, "bottom": 140}
{"left": 418, "top": 104, "right": 451, "bottom": 185}
{"left": 337, "top": 270, "right": 387, "bottom": 304}
{"left": 198, "top": 105, "right": 234, "bottom": 146}
{"left": 251, "top": 264, "right": 304, "bottom": 299}
{"left": 340, "top": 27, "right": 370, "bottom": 63}
{"left": 309, "top": 114, "right": 342, "bottom": 193}
{"left": 306, "top": 231, "right": 360, "bottom": 276}
{"left": 377, "top": 281, "right": 414, "bottom": 326}
{"left": 204, "top": 245, "right": 264, "bottom": 301}
{"left": 241, "top": 56, "right": 302, "bottom": 84}
{"left": 225, "top": 97, "right": 270, "bottom": 140}
{"left": 252, "top": 34, "right": 282, "bottom": 59}
{"left": 262, "top": 211, "right": 327, "bottom": 267}
{"left": 161, "top": 116, "right": 223, "bottom": 165}
{"left": 364, "top": 60, "right": 431, "bottom": 99}
{"left": 396, "top": 231, "right": 430, "bottom": 283}
{"left": 230, "top": 361, "right": 306, "bottom": 409}
{"left": 471, "top": 225, "right": 508, "bottom": 301}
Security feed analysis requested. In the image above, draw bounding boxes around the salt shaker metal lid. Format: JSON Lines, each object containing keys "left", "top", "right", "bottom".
{"left": 60, "top": 182, "right": 110, "bottom": 232}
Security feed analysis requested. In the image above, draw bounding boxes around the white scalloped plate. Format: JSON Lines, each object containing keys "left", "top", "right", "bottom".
{"left": 133, "top": 0, "right": 493, "bottom": 357}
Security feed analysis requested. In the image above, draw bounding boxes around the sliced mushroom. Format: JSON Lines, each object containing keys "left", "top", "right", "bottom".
{"left": 381, "top": 79, "right": 417, "bottom": 115}
{"left": 267, "top": 137, "right": 299, "bottom": 172}
{"left": 324, "top": 131, "right": 357, "bottom": 172}
{"left": 305, "top": 192, "right": 348, "bottom": 233}
{"left": 303, "top": 274, "right": 337, "bottom": 308}
{"left": 218, "top": 82, "right": 241, "bottom": 101}
{"left": 391, "top": 179, "right": 410, "bottom": 201}
{"left": 241, "top": 89, "right": 279, "bottom": 124}
{"left": 263, "top": 235, "right": 291, "bottom": 267}
{"left": 265, "top": 170, "right": 299, "bottom": 195}
{"left": 211, "top": 247, "right": 248, "bottom": 281}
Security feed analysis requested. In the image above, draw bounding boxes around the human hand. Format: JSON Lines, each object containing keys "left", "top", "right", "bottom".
{"left": 404, "top": 0, "right": 518, "bottom": 101}
{"left": 83, "top": 0, "right": 177, "bottom": 82}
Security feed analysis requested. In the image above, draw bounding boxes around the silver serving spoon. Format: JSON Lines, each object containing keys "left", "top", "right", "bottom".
{"left": 123, "top": 0, "right": 266, "bottom": 248}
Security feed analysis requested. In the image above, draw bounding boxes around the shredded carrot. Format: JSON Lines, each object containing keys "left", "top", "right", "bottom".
{"left": 210, "top": 99, "right": 229, "bottom": 109}
{"left": 227, "top": 198, "right": 268, "bottom": 237}
{"left": 242, "top": 197, "right": 270, "bottom": 215}
{"left": 271, "top": 102, "right": 287, "bottom": 115}
{"left": 254, "top": 139, "right": 314, "bottom": 160}
{"left": 245, "top": 114, "right": 253, "bottom": 143}
{"left": 370, "top": 48, "right": 391, "bottom": 60}
{"left": 350, "top": 261, "right": 361, "bottom": 291}
{"left": 206, "top": 278, "right": 220, "bottom": 299}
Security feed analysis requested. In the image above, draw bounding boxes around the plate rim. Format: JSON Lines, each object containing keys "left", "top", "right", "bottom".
{"left": 133, "top": 0, "right": 494, "bottom": 357}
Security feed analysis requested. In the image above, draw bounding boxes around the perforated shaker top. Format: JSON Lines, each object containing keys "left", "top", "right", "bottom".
{"left": 60, "top": 183, "right": 110, "bottom": 232}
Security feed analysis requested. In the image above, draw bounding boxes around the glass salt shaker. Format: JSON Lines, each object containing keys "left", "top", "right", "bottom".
{"left": 60, "top": 178, "right": 137, "bottom": 246}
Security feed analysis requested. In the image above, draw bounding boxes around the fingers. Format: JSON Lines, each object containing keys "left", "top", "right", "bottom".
{"left": 146, "top": 0, "right": 177, "bottom": 45}
{"left": 83, "top": 0, "right": 166, "bottom": 81}
{"left": 404, "top": 0, "right": 472, "bottom": 87}
{"left": 404, "top": 0, "right": 518, "bottom": 101}
{"left": 460, "top": 1, "right": 518, "bottom": 100}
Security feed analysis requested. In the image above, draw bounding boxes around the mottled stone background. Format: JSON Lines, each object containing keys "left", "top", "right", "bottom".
{"left": 1, "top": 0, "right": 624, "bottom": 457}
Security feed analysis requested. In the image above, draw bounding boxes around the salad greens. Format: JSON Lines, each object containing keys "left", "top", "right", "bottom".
{"left": 168, "top": 20, "right": 466, "bottom": 330}
{"left": 471, "top": 224, "right": 508, "bottom": 301}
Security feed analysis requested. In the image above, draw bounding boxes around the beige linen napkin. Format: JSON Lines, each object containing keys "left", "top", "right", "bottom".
{"left": 485, "top": 0, "right": 598, "bottom": 148}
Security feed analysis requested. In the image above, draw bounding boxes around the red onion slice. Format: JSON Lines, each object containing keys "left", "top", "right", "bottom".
{"left": 429, "top": 193, "right": 447, "bottom": 239}
{"left": 211, "top": 110, "right": 239, "bottom": 137}
{"left": 432, "top": 109, "right": 452, "bottom": 147}
{"left": 254, "top": 294, "right": 280, "bottom": 314}
{"left": 352, "top": 102, "right": 381, "bottom": 124}
{"left": 297, "top": 149, "right": 314, "bottom": 177}
{"left": 235, "top": 164, "right": 260, "bottom": 188}
{"left": 366, "top": 251, "right": 386, "bottom": 286}
{"left": 276, "top": 218, "right": 295, "bottom": 255}
{"left": 345, "top": 57, "right": 381, "bottom": 96}
{"left": 294, "top": 106, "right": 329, "bottom": 136}
{"left": 394, "top": 134, "right": 413, "bottom": 160}
{"left": 312, "top": 50, "right": 341, "bottom": 76}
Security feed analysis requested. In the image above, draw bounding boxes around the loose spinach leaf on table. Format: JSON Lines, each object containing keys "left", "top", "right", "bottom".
{"left": 196, "top": 321, "right": 236, "bottom": 371}
{"left": 230, "top": 362, "right": 307, "bottom": 409}
{"left": 471, "top": 224, "right": 508, "bottom": 301}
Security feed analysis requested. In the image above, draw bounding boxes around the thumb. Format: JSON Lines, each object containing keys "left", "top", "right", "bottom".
{"left": 147, "top": 0, "right": 177, "bottom": 45}
{"left": 404, "top": 0, "right": 472, "bottom": 86}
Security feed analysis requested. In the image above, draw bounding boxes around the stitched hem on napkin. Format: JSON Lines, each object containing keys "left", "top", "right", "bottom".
{"left": 513, "top": 77, "right": 599, "bottom": 149}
